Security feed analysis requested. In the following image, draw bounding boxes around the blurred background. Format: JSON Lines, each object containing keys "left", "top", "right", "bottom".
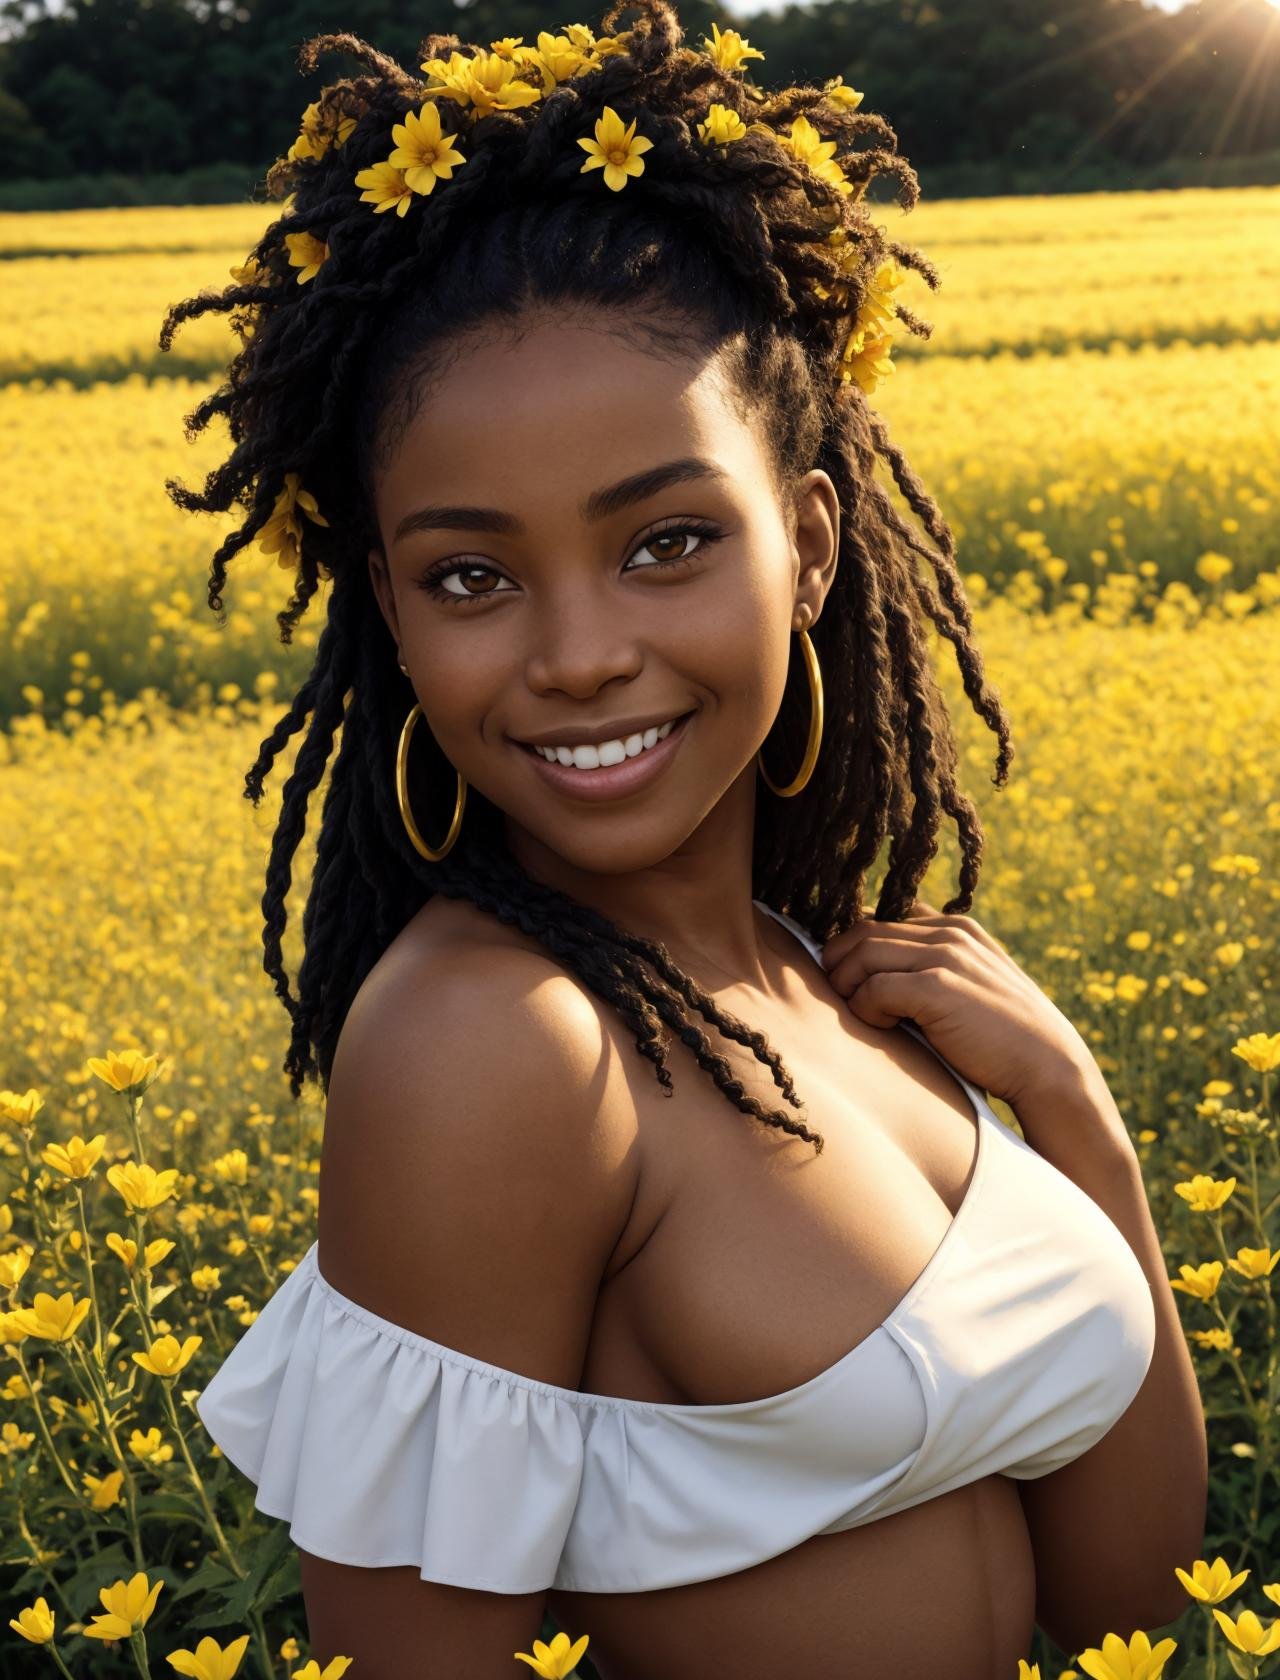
{"left": 1, "top": 0, "right": 1279, "bottom": 207}
{"left": 0, "top": 1, "right": 1277, "bottom": 1676}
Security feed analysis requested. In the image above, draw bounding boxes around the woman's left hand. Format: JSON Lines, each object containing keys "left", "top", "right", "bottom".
{"left": 819, "top": 898, "right": 1098, "bottom": 1116}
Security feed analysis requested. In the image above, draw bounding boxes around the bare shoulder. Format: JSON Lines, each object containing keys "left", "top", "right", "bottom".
{"left": 316, "top": 892, "right": 643, "bottom": 1381}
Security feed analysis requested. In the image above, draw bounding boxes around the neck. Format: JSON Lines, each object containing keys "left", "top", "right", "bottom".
{"left": 500, "top": 759, "right": 778, "bottom": 987}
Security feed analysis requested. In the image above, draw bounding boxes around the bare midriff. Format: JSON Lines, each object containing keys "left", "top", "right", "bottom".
{"left": 542, "top": 912, "right": 1039, "bottom": 1679}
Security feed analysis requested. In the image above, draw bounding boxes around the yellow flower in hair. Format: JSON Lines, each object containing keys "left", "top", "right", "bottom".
{"left": 697, "top": 103, "right": 747, "bottom": 145}
{"left": 858, "top": 255, "right": 908, "bottom": 337}
{"left": 535, "top": 29, "right": 591, "bottom": 87}
{"left": 259, "top": 472, "right": 331, "bottom": 572}
{"left": 836, "top": 319, "right": 886, "bottom": 391}
{"left": 780, "top": 115, "right": 852, "bottom": 196}
{"left": 422, "top": 47, "right": 542, "bottom": 113}
{"left": 354, "top": 159, "right": 416, "bottom": 216}
{"left": 592, "top": 28, "right": 632, "bottom": 58}
{"left": 702, "top": 23, "right": 764, "bottom": 72}
{"left": 283, "top": 230, "right": 329, "bottom": 284}
{"left": 578, "top": 106, "right": 653, "bottom": 191}
{"left": 288, "top": 99, "right": 358, "bottom": 162}
{"left": 229, "top": 254, "right": 265, "bottom": 285}
{"left": 824, "top": 76, "right": 864, "bottom": 111}
{"left": 387, "top": 101, "right": 467, "bottom": 195}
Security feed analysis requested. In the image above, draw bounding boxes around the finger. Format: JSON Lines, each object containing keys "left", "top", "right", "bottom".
{"left": 822, "top": 915, "right": 956, "bottom": 974}
{"left": 840, "top": 965, "right": 956, "bottom": 1031}
{"left": 824, "top": 929, "right": 962, "bottom": 999}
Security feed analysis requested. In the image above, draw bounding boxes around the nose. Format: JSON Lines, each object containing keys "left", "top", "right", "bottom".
{"left": 523, "top": 585, "right": 645, "bottom": 700}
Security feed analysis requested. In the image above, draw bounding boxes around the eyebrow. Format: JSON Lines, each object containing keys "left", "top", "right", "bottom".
{"left": 391, "top": 457, "right": 727, "bottom": 545}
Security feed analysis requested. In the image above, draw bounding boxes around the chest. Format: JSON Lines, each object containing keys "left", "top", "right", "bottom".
{"left": 578, "top": 1000, "right": 986, "bottom": 1410}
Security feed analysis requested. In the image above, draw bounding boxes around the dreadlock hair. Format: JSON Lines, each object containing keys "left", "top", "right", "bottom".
{"left": 159, "top": 0, "right": 1015, "bottom": 1158}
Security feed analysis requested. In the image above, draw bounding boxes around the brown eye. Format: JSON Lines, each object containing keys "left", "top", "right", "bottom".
{"left": 647, "top": 532, "right": 694, "bottom": 561}
{"left": 454, "top": 566, "right": 499, "bottom": 594}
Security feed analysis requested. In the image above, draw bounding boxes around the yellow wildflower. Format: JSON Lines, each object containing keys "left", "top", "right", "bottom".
{"left": 578, "top": 106, "right": 653, "bottom": 192}
{"left": 1169, "top": 1259, "right": 1224, "bottom": 1300}
{"left": 354, "top": 160, "right": 415, "bottom": 217}
{"left": 422, "top": 48, "right": 542, "bottom": 114}
{"left": 1228, "top": 1245, "right": 1280, "bottom": 1279}
{"left": 106, "top": 1159, "right": 181, "bottom": 1213}
{"left": 824, "top": 76, "right": 864, "bottom": 110}
{"left": 212, "top": 1147, "right": 250, "bottom": 1185}
{"left": 40, "top": 1132, "right": 107, "bottom": 1180}
{"left": 257, "top": 471, "right": 331, "bottom": 572}
{"left": 287, "top": 100, "right": 358, "bottom": 162}
{"left": 283, "top": 230, "right": 328, "bottom": 285}
{"left": 697, "top": 103, "right": 747, "bottom": 145}
{"left": 82, "top": 1572, "right": 164, "bottom": 1642}
{"left": 166, "top": 1634, "right": 257, "bottom": 1679}
{"left": 1174, "top": 1557, "right": 1250, "bottom": 1604}
{"left": 0, "top": 1245, "right": 34, "bottom": 1288}
{"left": 0, "top": 1088, "right": 43, "bottom": 1130}
{"left": 289, "top": 1660, "right": 355, "bottom": 1680}
{"left": 1232, "top": 1030, "right": 1280, "bottom": 1072}
{"left": 1074, "top": 1630, "right": 1178, "bottom": 1679}
{"left": 9, "top": 1288, "right": 92, "bottom": 1343}
{"left": 1173, "top": 1174, "right": 1237, "bottom": 1212}
{"left": 702, "top": 22, "right": 763, "bottom": 72}
{"left": 386, "top": 102, "right": 467, "bottom": 195}
{"left": 514, "top": 1629, "right": 590, "bottom": 1678}
{"left": 0, "top": 1313, "right": 30, "bottom": 1348}
{"left": 133, "top": 1331, "right": 202, "bottom": 1379}
{"left": 8, "top": 1596, "right": 56, "bottom": 1644}
{"left": 83, "top": 1467, "right": 125, "bottom": 1510}
{"left": 1211, "top": 1607, "right": 1280, "bottom": 1658}
{"left": 86, "top": 1048, "right": 158, "bottom": 1093}
{"left": 780, "top": 114, "right": 852, "bottom": 195}
{"left": 130, "top": 1426, "right": 174, "bottom": 1464}
{"left": 535, "top": 30, "right": 591, "bottom": 86}
{"left": 228, "top": 254, "right": 265, "bottom": 286}
{"left": 1188, "top": 1326, "right": 1235, "bottom": 1352}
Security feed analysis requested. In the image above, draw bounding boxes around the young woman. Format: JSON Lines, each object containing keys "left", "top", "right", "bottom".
{"left": 165, "top": 3, "right": 1206, "bottom": 1674}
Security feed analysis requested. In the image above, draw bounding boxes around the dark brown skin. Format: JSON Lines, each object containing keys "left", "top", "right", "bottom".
{"left": 299, "top": 307, "right": 1040, "bottom": 1677}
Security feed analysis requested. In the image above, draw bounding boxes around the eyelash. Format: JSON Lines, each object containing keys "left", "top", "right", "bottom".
{"left": 414, "top": 519, "right": 725, "bottom": 606}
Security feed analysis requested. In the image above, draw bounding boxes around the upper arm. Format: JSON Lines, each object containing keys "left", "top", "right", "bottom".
{"left": 299, "top": 939, "right": 640, "bottom": 1676}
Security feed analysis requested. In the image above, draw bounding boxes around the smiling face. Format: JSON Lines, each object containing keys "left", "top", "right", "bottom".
{"left": 367, "top": 308, "right": 839, "bottom": 888}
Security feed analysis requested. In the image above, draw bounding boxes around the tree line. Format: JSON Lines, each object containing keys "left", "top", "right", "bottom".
{"left": 0, "top": 0, "right": 1276, "bottom": 203}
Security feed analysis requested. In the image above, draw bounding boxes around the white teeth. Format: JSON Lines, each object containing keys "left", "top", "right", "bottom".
{"left": 533, "top": 717, "right": 683, "bottom": 768}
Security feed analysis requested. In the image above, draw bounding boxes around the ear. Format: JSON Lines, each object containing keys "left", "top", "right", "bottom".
{"left": 791, "top": 468, "right": 840, "bottom": 630}
{"left": 367, "top": 545, "right": 402, "bottom": 650}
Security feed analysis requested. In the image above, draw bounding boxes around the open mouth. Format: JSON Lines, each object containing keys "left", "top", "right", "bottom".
{"left": 514, "top": 710, "right": 697, "bottom": 801}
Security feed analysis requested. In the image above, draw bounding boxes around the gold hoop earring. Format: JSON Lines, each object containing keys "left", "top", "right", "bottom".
{"left": 396, "top": 701, "right": 466, "bottom": 862}
{"left": 757, "top": 627, "right": 824, "bottom": 798}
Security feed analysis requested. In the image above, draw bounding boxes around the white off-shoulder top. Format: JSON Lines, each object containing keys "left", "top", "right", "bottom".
{"left": 194, "top": 901, "right": 1157, "bottom": 1594}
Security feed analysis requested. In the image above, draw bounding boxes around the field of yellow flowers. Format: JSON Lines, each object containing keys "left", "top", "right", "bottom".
{"left": 1, "top": 178, "right": 1278, "bottom": 1680}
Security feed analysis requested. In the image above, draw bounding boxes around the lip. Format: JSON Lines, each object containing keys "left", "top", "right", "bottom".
{"left": 511, "top": 711, "right": 688, "bottom": 751}
{"left": 515, "top": 711, "right": 695, "bottom": 803}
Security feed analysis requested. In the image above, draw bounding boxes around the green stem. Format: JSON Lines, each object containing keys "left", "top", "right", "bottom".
{"left": 42, "top": 1642, "right": 78, "bottom": 1680}
{"left": 129, "top": 1628, "right": 153, "bottom": 1680}
{"left": 74, "top": 1183, "right": 104, "bottom": 1363}
{"left": 155, "top": 1376, "right": 247, "bottom": 1578}
{"left": 13, "top": 1349, "right": 82, "bottom": 1499}
{"left": 64, "top": 1337, "right": 147, "bottom": 1572}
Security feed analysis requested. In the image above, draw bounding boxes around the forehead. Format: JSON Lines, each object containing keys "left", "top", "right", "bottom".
{"left": 373, "top": 315, "right": 774, "bottom": 516}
